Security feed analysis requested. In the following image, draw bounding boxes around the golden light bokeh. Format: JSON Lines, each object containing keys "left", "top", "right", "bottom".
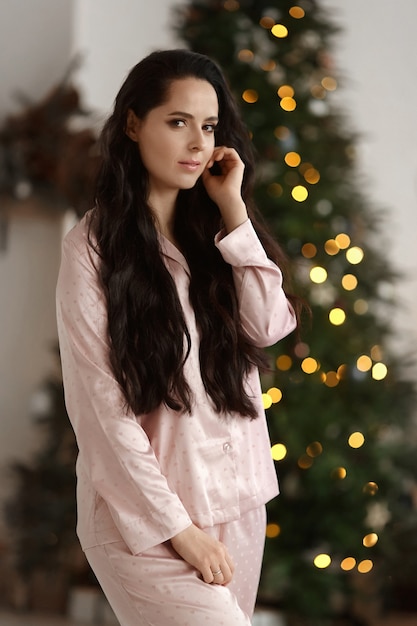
{"left": 267, "top": 387, "right": 283, "bottom": 403}
{"left": 266, "top": 522, "right": 281, "bottom": 538}
{"left": 303, "top": 167, "right": 320, "bottom": 184}
{"left": 372, "top": 362, "right": 388, "bottom": 380}
{"left": 329, "top": 308, "right": 346, "bottom": 325}
{"left": 341, "top": 557, "right": 356, "bottom": 571}
{"left": 357, "top": 559, "right": 373, "bottom": 574}
{"left": 262, "top": 393, "right": 273, "bottom": 409}
{"left": 276, "top": 354, "right": 293, "bottom": 370}
{"left": 356, "top": 355, "right": 372, "bottom": 372}
{"left": 301, "top": 243, "right": 317, "bottom": 258}
{"left": 324, "top": 239, "right": 339, "bottom": 255}
{"left": 238, "top": 49, "right": 254, "bottom": 62}
{"left": 363, "top": 481, "right": 379, "bottom": 496}
{"left": 331, "top": 467, "right": 347, "bottom": 480}
{"left": 289, "top": 6, "right": 305, "bottom": 19}
{"left": 301, "top": 357, "right": 319, "bottom": 374}
{"left": 314, "top": 554, "right": 331, "bottom": 569}
{"left": 292, "top": 185, "right": 308, "bottom": 201}
{"left": 271, "top": 24, "right": 289, "bottom": 38}
{"left": 285, "top": 151, "right": 301, "bottom": 167}
{"left": 259, "top": 16, "right": 275, "bottom": 29}
{"left": 346, "top": 246, "right": 364, "bottom": 264}
{"left": 342, "top": 274, "right": 358, "bottom": 291}
{"left": 348, "top": 432, "right": 365, "bottom": 449}
{"left": 242, "top": 89, "right": 258, "bottom": 103}
{"left": 280, "top": 96, "right": 297, "bottom": 111}
{"left": 335, "top": 233, "right": 351, "bottom": 249}
{"left": 321, "top": 76, "right": 337, "bottom": 91}
{"left": 310, "top": 266, "right": 327, "bottom": 284}
{"left": 277, "top": 85, "right": 295, "bottom": 98}
{"left": 306, "top": 441, "right": 323, "bottom": 457}
{"left": 363, "top": 533, "right": 378, "bottom": 548}
{"left": 271, "top": 443, "right": 287, "bottom": 461}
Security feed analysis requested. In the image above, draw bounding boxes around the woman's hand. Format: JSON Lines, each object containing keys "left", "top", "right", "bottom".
{"left": 170, "top": 523, "right": 235, "bottom": 585}
{"left": 202, "top": 146, "right": 248, "bottom": 233}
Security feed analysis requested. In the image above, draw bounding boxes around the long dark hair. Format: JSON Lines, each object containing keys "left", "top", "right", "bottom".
{"left": 91, "top": 49, "right": 298, "bottom": 418}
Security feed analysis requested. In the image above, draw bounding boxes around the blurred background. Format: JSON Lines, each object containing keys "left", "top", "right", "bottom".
{"left": 0, "top": 1, "right": 416, "bottom": 625}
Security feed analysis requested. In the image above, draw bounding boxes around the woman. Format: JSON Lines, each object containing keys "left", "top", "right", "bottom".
{"left": 56, "top": 49, "right": 298, "bottom": 625}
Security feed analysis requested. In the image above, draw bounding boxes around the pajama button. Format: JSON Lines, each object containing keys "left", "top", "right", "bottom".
{"left": 223, "top": 442, "right": 232, "bottom": 453}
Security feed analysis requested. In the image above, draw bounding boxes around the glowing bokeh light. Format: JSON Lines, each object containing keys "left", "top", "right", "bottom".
{"left": 301, "top": 357, "right": 319, "bottom": 373}
{"left": 363, "top": 533, "right": 378, "bottom": 548}
{"left": 306, "top": 441, "right": 323, "bottom": 457}
{"left": 324, "top": 371, "right": 339, "bottom": 387}
{"left": 342, "top": 274, "right": 358, "bottom": 291}
{"left": 298, "top": 454, "right": 313, "bottom": 469}
{"left": 271, "top": 443, "right": 287, "bottom": 461}
{"left": 372, "top": 363, "right": 388, "bottom": 380}
{"left": 276, "top": 354, "right": 293, "bottom": 370}
{"left": 289, "top": 6, "right": 305, "bottom": 18}
{"left": 363, "top": 481, "right": 379, "bottom": 496}
{"left": 301, "top": 243, "right": 317, "bottom": 258}
{"left": 238, "top": 49, "right": 254, "bottom": 62}
{"left": 310, "top": 266, "right": 327, "bottom": 284}
{"left": 303, "top": 167, "right": 320, "bottom": 184}
{"left": 357, "top": 560, "right": 373, "bottom": 574}
{"left": 341, "top": 557, "right": 356, "bottom": 571}
{"left": 266, "top": 522, "right": 281, "bottom": 537}
{"left": 278, "top": 85, "right": 295, "bottom": 98}
{"left": 271, "top": 24, "right": 289, "bottom": 38}
{"left": 329, "top": 308, "right": 346, "bottom": 325}
{"left": 346, "top": 246, "right": 364, "bottom": 265}
{"left": 324, "top": 239, "right": 339, "bottom": 255}
{"left": 321, "top": 76, "right": 337, "bottom": 91}
{"left": 292, "top": 185, "right": 308, "bottom": 201}
{"left": 242, "top": 89, "right": 258, "bottom": 103}
{"left": 354, "top": 299, "right": 369, "bottom": 315}
{"left": 331, "top": 467, "right": 347, "bottom": 480}
{"left": 280, "top": 96, "right": 297, "bottom": 111}
{"left": 348, "top": 432, "right": 365, "bottom": 448}
{"left": 267, "top": 387, "right": 283, "bottom": 403}
{"left": 262, "top": 393, "right": 273, "bottom": 409}
{"left": 335, "top": 233, "right": 351, "bottom": 249}
{"left": 357, "top": 355, "right": 372, "bottom": 372}
{"left": 314, "top": 554, "right": 331, "bottom": 569}
{"left": 285, "top": 151, "right": 301, "bottom": 167}
{"left": 260, "top": 16, "right": 275, "bottom": 29}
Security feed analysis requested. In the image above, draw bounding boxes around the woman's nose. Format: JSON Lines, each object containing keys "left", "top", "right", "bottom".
{"left": 189, "top": 129, "right": 205, "bottom": 151}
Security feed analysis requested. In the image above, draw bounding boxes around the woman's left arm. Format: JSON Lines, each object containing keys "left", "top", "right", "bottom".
{"left": 215, "top": 219, "right": 297, "bottom": 348}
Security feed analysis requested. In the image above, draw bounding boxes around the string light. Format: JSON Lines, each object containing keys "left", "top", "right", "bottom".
{"left": 238, "top": 49, "right": 254, "bottom": 62}
{"left": 271, "top": 443, "right": 287, "bottom": 461}
{"left": 335, "top": 233, "right": 351, "bottom": 249}
{"left": 348, "top": 432, "right": 365, "bottom": 449}
{"left": 268, "top": 387, "right": 283, "bottom": 403}
{"left": 372, "top": 363, "right": 388, "bottom": 380}
{"left": 321, "top": 76, "right": 337, "bottom": 91}
{"left": 357, "top": 560, "right": 373, "bottom": 574}
{"left": 341, "top": 274, "right": 358, "bottom": 291}
{"left": 324, "top": 239, "right": 339, "bottom": 255}
{"left": 341, "top": 557, "right": 356, "bottom": 571}
{"left": 329, "top": 308, "right": 346, "bottom": 325}
{"left": 356, "top": 355, "right": 372, "bottom": 372}
{"left": 292, "top": 185, "right": 308, "bottom": 201}
{"left": 363, "top": 481, "right": 379, "bottom": 496}
{"left": 301, "top": 243, "right": 317, "bottom": 258}
{"left": 280, "top": 96, "right": 297, "bottom": 111}
{"left": 289, "top": 6, "right": 305, "bottom": 19}
{"left": 301, "top": 357, "right": 319, "bottom": 373}
{"left": 271, "top": 24, "right": 289, "bottom": 38}
{"left": 310, "top": 266, "right": 327, "bottom": 284}
{"left": 266, "top": 523, "right": 281, "bottom": 538}
{"left": 242, "top": 89, "right": 258, "bottom": 103}
{"left": 259, "top": 16, "right": 275, "bottom": 29}
{"left": 363, "top": 533, "right": 378, "bottom": 547}
{"left": 284, "top": 151, "right": 301, "bottom": 167}
{"left": 276, "top": 354, "right": 292, "bottom": 370}
{"left": 346, "top": 246, "right": 364, "bottom": 264}
{"left": 278, "top": 85, "right": 295, "bottom": 98}
{"left": 331, "top": 467, "right": 347, "bottom": 480}
{"left": 306, "top": 441, "right": 323, "bottom": 457}
{"left": 314, "top": 554, "right": 331, "bottom": 569}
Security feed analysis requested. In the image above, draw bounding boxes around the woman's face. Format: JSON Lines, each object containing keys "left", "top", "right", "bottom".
{"left": 126, "top": 77, "right": 219, "bottom": 206}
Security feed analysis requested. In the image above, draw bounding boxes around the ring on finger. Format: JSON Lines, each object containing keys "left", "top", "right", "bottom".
{"left": 212, "top": 569, "right": 222, "bottom": 576}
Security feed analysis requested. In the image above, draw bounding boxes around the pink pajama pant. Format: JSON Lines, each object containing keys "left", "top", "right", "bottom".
{"left": 85, "top": 505, "right": 266, "bottom": 626}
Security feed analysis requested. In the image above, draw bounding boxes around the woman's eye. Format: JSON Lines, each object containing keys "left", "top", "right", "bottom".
{"left": 203, "top": 124, "right": 217, "bottom": 133}
{"left": 169, "top": 119, "right": 186, "bottom": 128}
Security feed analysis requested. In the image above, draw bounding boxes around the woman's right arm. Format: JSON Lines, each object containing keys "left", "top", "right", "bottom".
{"left": 56, "top": 233, "right": 192, "bottom": 555}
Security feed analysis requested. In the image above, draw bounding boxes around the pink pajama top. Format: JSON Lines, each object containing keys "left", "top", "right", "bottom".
{"left": 56, "top": 214, "right": 296, "bottom": 556}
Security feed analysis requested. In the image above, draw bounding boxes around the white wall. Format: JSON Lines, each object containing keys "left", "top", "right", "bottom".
{"left": 322, "top": 0, "right": 417, "bottom": 364}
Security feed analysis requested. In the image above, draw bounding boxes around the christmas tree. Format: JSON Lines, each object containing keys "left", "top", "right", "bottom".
{"left": 175, "top": 1, "right": 417, "bottom": 623}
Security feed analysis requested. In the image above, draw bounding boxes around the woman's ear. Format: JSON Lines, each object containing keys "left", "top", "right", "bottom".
{"left": 126, "top": 109, "right": 140, "bottom": 141}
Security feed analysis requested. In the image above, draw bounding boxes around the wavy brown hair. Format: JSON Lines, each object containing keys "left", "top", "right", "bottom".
{"left": 91, "top": 49, "right": 299, "bottom": 418}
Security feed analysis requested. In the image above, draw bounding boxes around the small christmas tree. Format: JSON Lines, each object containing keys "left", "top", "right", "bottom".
{"left": 175, "top": 1, "right": 417, "bottom": 623}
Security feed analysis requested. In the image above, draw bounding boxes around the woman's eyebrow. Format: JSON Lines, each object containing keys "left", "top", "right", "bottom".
{"left": 167, "top": 110, "right": 219, "bottom": 122}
